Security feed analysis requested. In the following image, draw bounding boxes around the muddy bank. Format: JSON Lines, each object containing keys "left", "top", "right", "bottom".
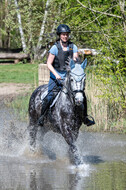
{"left": 0, "top": 83, "right": 32, "bottom": 101}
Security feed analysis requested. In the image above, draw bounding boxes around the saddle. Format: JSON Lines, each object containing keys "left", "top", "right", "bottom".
{"left": 41, "top": 89, "right": 61, "bottom": 109}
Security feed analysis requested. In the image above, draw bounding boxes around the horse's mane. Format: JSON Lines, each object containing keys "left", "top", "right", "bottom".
{"left": 74, "top": 58, "right": 82, "bottom": 64}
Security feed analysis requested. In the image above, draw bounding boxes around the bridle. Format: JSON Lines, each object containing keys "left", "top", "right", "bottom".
{"left": 69, "top": 72, "right": 86, "bottom": 96}
{"left": 60, "top": 71, "right": 86, "bottom": 101}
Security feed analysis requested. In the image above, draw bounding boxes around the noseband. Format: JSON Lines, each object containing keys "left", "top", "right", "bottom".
{"left": 73, "top": 89, "right": 84, "bottom": 93}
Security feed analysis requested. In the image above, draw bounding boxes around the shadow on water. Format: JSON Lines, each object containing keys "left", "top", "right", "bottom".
{"left": 83, "top": 155, "right": 104, "bottom": 164}
{"left": 42, "top": 146, "right": 57, "bottom": 160}
{"left": 0, "top": 102, "right": 126, "bottom": 190}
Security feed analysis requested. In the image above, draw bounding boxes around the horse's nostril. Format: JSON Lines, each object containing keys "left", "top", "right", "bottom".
{"left": 75, "top": 99, "right": 83, "bottom": 106}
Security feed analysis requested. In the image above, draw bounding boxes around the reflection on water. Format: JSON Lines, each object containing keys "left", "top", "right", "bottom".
{"left": 0, "top": 102, "right": 126, "bottom": 190}
{"left": 0, "top": 157, "right": 126, "bottom": 190}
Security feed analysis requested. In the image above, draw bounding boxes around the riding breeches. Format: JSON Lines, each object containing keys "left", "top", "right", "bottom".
{"left": 47, "top": 77, "right": 62, "bottom": 102}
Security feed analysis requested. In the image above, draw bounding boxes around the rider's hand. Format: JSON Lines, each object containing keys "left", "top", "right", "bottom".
{"left": 55, "top": 74, "right": 61, "bottom": 80}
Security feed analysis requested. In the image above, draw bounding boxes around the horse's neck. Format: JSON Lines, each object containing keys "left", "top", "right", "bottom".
{"left": 62, "top": 85, "right": 68, "bottom": 94}
{"left": 59, "top": 86, "right": 74, "bottom": 106}
{"left": 57, "top": 89, "right": 81, "bottom": 119}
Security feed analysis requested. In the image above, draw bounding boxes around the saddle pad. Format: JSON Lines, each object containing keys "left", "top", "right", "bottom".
{"left": 50, "top": 91, "right": 61, "bottom": 108}
{"left": 41, "top": 90, "right": 61, "bottom": 108}
{"left": 41, "top": 90, "right": 48, "bottom": 103}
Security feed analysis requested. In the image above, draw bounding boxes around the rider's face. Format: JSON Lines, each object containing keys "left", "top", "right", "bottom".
{"left": 60, "top": 32, "right": 69, "bottom": 43}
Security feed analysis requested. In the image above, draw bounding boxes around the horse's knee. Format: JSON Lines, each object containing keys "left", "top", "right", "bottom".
{"left": 62, "top": 126, "right": 77, "bottom": 146}
{"left": 70, "top": 143, "right": 77, "bottom": 153}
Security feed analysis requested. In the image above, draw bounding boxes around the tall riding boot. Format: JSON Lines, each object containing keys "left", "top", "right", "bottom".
{"left": 38, "top": 96, "right": 52, "bottom": 126}
{"left": 83, "top": 94, "right": 95, "bottom": 126}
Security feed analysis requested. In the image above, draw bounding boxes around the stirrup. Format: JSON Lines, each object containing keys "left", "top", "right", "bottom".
{"left": 84, "top": 115, "right": 95, "bottom": 126}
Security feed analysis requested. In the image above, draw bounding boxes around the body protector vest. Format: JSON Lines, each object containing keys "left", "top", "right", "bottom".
{"left": 52, "top": 41, "right": 73, "bottom": 71}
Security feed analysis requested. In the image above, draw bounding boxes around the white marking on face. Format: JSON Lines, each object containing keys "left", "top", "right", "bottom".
{"left": 75, "top": 92, "right": 84, "bottom": 105}
{"left": 70, "top": 76, "right": 85, "bottom": 106}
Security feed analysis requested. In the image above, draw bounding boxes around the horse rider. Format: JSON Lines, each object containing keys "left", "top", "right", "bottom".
{"left": 38, "top": 24, "right": 95, "bottom": 126}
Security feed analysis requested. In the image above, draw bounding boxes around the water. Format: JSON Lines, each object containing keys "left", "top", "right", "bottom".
{"left": 0, "top": 102, "right": 126, "bottom": 190}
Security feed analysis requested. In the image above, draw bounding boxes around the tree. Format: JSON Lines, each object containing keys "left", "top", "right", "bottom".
{"left": 14, "top": 0, "right": 27, "bottom": 52}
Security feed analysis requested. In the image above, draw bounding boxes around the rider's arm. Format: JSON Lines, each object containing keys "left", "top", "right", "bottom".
{"left": 73, "top": 44, "right": 78, "bottom": 61}
{"left": 73, "top": 52, "right": 78, "bottom": 61}
{"left": 47, "top": 53, "right": 61, "bottom": 80}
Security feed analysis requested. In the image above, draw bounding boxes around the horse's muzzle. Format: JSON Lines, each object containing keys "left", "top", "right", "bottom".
{"left": 75, "top": 100, "right": 83, "bottom": 106}
{"left": 74, "top": 92, "right": 84, "bottom": 106}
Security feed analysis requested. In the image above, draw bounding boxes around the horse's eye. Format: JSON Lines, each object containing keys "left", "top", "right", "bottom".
{"left": 71, "top": 78, "right": 74, "bottom": 82}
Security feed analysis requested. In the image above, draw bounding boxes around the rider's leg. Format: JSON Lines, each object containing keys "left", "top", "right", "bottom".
{"left": 38, "top": 94, "right": 53, "bottom": 126}
{"left": 38, "top": 78, "right": 55, "bottom": 126}
{"left": 38, "top": 78, "right": 62, "bottom": 126}
{"left": 83, "top": 93, "right": 95, "bottom": 126}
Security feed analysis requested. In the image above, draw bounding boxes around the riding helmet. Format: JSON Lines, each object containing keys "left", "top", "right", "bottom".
{"left": 56, "top": 24, "right": 71, "bottom": 35}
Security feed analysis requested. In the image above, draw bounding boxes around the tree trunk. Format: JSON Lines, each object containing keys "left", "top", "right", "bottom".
{"left": 119, "top": 0, "right": 126, "bottom": 33}
{"left": 0, "top": 1, "right": 3, "bottom": 47}
{"left": 5, "top": 0, "right": 11, "bottom": 48}
{"left": 14, "top": 0, "right": 27, "bottom": 53}
{"left": 37, "top": 0, "right": 51, "bottom": 50}
{"left": 27, "top": 0, "right": 35, "bottom": 59}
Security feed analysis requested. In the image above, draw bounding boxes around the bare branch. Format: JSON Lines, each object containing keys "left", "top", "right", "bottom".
{"left": 75, "top": 4, "right": 122, "bottom": 32}
{"left": 88, "top": 2, "right": 115, "bottom": 54}
{"left": 77, "top": 0, "right": 122, "bottom": 19}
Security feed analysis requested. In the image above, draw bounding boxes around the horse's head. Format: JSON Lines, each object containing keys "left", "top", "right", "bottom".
{"left": 66, "top": 58, "right": 87, "bottom": 106}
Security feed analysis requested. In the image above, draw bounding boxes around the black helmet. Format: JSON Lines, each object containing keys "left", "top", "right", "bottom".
{"left": 56, "top": 24, "right": 71, "bottom": 35}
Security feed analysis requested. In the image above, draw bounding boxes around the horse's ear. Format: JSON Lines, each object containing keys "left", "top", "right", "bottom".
{"left": 81, "top": 58, "right": 87, "bottom": 69}
{"left": 70, "top": 59, "right": 75, "bottom": 70}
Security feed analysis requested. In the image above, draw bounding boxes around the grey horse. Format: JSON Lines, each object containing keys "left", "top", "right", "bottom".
{"left": 28, "top": 58, "right": 87, "bottom": 165}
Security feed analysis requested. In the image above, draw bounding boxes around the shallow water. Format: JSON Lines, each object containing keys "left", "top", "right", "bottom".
{"left": 0, "top": 102, "right": 126, "bottom": 190}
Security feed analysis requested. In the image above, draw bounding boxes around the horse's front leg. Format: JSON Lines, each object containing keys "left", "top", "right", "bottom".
{"left": 28, "top": 122, "right": 38, "bottom": 152}
{"left": 60, "top": 124, "right": 82, "bottom": 166}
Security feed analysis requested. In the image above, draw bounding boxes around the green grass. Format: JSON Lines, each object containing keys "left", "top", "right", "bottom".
{"left": 0, "top": 62, "right": 38, "bottom": 84}
{"left": 10, "top": 93, "right": 31, "bottom": 121}
{"left": 0, "top": 62, "right": 39, "bottom": 121}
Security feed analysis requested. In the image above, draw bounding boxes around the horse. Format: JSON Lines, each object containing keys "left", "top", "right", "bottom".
{"left": 28, "top": 58, "right": 87, "bottom": 165}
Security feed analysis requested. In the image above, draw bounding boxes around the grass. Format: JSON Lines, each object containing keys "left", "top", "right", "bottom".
{"left": 10, "top": 93, "right": 31, "bottom": 121}
{"left": 0, "top": 62, "right": 38, "bottom": 84}
{"left": 0, "top": 62, "right": 39, "bottom": 121}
